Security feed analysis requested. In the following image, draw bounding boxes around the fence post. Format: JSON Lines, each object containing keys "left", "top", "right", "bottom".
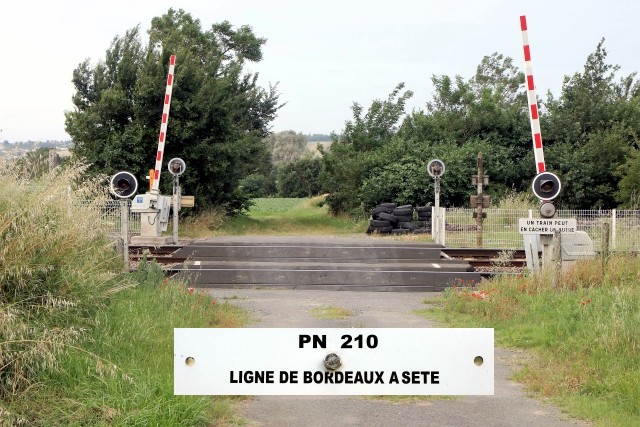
{"left": 120, "top": 200, "right": 129, "bottom": 272}
{"left": 602, "top": 222, "right": 610, "bottom": 281}
{"left": 440, "top": 207, "right": 446, "bottom": 246}
{"left": 611, "top": 209, "right": 617, "bottom": 251}
{"left": 48, "top": 148, "right": 59, "bottom": 172}
{"left": 552, "top": 230, "right": 562, "bottom": 288}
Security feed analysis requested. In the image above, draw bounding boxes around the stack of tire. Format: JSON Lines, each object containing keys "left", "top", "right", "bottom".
{"left": 367, "top": 203, "right": 432, "bottom": 235}
{"left": 414, "top": 205, "right": 433, "bottom": 234}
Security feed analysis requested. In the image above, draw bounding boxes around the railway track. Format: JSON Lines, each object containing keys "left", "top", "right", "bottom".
{"left": 441, "top": 248, "right": 527, "bottom": 268}
{"left": 129, "top": 245, "right": 187, "bottom": 265}
{"left": 129, "top": 245, "right": 527, "bottom": 270}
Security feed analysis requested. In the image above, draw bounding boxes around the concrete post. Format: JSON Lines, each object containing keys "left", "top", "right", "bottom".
{"left": 434, "top": 176, "right": 441, "bottom": 245}
{"left": 120, "top": 200, "right": 129, "bottom": 272}
{"left": 173, "top": 176, "right": 181, "bottom": 245}
{"left": 476, "top": 153, "right": 484, "bottom": 247}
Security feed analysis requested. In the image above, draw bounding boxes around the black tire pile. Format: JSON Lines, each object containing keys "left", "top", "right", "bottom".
{"left": 366, "top": 203, "right": 433, "bottom": 235}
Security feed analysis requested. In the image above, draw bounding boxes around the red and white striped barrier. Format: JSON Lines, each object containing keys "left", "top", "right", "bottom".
{"left": 151, "top": 54, "right": 176, "bottom": 193}
{"left": 519, "top": 16, "right": 546, "bottom": 174}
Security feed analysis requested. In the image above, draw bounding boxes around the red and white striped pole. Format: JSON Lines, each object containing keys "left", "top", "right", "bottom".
{"left": 151, "top": 54, "right": 176, "bottom": 194}
{"left": 520, "top": 16, "right": 546, "bottom": 174}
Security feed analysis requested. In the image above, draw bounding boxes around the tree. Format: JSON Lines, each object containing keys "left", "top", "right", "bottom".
{"left": 265, "top": 130, "right": 308, "bottom": 165}
{"left": 276, "top": 156, "right": 323, "bottom": 197}
{"left": 238, "top": 172, "right": 276, "bottom": 197}
{"left": 544, "top": 40, "right": 640, "bottom": 208}
{"left": 65, "top": 9, "right": 280, "bottom": 213}
{"left": 321, "top": 83, "right": 413, "bottom": 214}
{"left": 615, "top": 150, "right": 640, "bottom": 208}
{"left": 398, "top": 53, "right": 532, "bottom": 198}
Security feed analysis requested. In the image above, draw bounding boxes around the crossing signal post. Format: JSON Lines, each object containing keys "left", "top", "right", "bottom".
{"left": 109, "top": 171, "right": 139, "bottom": 271}
{"left": 518, "top": 17, "right": 578, "bottom": 276}
{"left": 168, "top": 158, "right": 186, "bottom": 244}
{"left": 427, "top": 159, "right": 445, "bottom": 245}
{"left": 130, "top": 55, "right": 176, "bottom": 245}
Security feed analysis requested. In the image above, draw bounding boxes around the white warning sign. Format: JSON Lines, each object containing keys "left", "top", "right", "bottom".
{"left": 518, "top": 218, "right": 577, "bottom": 234}
{"left": 174, "top": 328, "right": 493, "bottom": 395}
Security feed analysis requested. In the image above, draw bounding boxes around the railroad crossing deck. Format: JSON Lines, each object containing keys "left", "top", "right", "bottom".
{"left": 162, "top": 236, "right": 483, "bottom": 292}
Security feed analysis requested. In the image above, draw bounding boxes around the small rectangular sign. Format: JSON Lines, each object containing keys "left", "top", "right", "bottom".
{"left": 518, "top": 218, "right": 577, "bottom": 234}
{"left": 174, "top": 328, "right": 493, "bottom": 395}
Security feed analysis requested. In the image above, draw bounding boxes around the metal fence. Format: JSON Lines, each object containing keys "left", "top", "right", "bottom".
{"left": 440, "top": 208, "right": 640, "bottom": 251}
{"left": 82, "top": 200, "right": 140, "bottom": 238}
{"left": 86, "top": 200, "right": 640, "bottom": 252}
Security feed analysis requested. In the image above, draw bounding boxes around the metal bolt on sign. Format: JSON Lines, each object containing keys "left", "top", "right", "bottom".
{"left": 324, "top": 353, "right": 342, "bottom": 371}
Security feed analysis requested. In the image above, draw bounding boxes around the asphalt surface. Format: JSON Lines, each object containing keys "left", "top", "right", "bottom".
{"left": 206, "top": 288, "right": 591, "bottom": 427}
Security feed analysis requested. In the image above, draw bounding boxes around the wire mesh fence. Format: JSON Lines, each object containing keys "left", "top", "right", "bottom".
{"left": 441, "top": 208, "right": 529, "bottom": 248}
{"left": 81, "top": 200, "right": 140, "bottom": 239}
{"left": 441, "top": 208, "right": 640, "bottom": 251}
{"left": 84, "top": 200, "right": 640, "bottom": 252}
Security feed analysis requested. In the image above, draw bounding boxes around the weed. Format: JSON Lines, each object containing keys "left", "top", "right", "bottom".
{"left": 310, "top": 305, "right": 353, "bottom": 320}
{"left": 491, "top": 249, "right": 515, "bottom": 268}
{"left": 497, "top": 189, "right": 537, "bottom": 210}
{"left": 0, "top": 159, "right": 122, "bottom": 398}
{"left": 182, "top": 207, "right": 227, "bottom": 236}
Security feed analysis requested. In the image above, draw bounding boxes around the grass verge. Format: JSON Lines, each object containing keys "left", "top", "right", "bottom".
{"left": 7, "top": 261, "right": 249, "bottom": 426}
{"left": 415, "top": 256, "right": 640, "bottom": 427}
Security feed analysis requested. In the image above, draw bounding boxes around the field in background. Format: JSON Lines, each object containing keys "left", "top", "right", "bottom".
{"left": 183, "top": 196, "right": 371, "bottom": 237}
{"left": 306, "top": 140, "right": 332, "bottom": 157}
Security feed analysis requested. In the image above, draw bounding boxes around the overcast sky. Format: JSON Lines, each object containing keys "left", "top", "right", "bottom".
{"left": 1, "top": 0, "right": 639, "bottom": 142}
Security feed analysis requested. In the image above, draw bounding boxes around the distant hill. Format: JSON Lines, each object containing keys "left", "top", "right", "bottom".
{"left": 0, "top": 140, "right": 72, "bottom": 159}
{"left": 306, "top": 133, "right": 333, "bottom": 142}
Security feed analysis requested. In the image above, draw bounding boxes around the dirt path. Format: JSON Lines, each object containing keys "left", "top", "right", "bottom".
{"left": 206, "top": 289, "right": 590, "bottom": 427}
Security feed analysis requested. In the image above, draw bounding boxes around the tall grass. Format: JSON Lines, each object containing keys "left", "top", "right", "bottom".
{"left": 0, "top": 160, "right": 122, "bottom": 399}
{"left": 10, "top": 262, "right": 248, "bottom": 426}
{"left": 0, "top": 160, "right": 248, "bottom": 425}
{"left": 418, "top": 256, "right": 640, "bottom": 427}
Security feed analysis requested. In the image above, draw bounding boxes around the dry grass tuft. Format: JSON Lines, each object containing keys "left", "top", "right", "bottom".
{"left": 181, "top": 208, "right": 228, "bottom": 237}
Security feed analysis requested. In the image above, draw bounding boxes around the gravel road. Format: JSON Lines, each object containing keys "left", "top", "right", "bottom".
{"left": 205, "top": 288, "right": 590, "bottom": 427}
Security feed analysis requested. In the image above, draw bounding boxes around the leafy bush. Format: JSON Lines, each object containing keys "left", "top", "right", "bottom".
{"left": 276, "top": 156, "right": 323, "bottom": 197}
{"left": 239, "top": 172, "right": 276, "bottom": 197}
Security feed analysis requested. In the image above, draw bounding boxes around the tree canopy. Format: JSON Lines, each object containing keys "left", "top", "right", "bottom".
{"left": 66, "top": 9, "right": 280, "bottom": 213}
{"left": 320, "top": 46, "right": 640, "bottom": 213}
